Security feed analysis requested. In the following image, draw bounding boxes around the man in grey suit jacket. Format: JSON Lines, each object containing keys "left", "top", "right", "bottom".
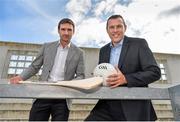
{"left": 85, "top": 15, "right": 161, "bottom": 121}
{"left": 10, "top": 18, "right": 85, "bottom": 121}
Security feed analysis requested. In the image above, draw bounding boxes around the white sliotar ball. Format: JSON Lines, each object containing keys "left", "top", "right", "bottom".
{"left": 93, "top": 63, "right": 117, "bottom": 86}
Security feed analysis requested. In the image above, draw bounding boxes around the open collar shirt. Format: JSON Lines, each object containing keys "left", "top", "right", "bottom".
{"left": 109, "top": 38, "right": 124, "bottom": 66}
{"left": 48, "top": 41, "right": 71, "bottom": 82}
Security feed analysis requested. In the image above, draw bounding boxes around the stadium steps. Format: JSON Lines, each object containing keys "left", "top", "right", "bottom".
{"left": 0, "top": 99, "right": 174, "bottom": 121}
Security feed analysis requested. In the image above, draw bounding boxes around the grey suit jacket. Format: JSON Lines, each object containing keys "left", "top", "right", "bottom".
{"left": 20, "top": 41, "right": 85, "bottom": 81}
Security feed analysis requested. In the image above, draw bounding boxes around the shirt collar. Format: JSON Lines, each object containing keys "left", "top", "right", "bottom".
{"left": 110, "top": 37, "right": 124, "bottom": 48}
{"left": 59, "top": 40, "right": 71, "bottom": 49}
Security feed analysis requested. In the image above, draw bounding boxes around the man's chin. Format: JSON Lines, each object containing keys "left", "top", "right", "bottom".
{"left": 62, "top": 39, "right": 70, "bottom": 43}
{"left": 112, "top": 39, "right": 121, "bottom": 43}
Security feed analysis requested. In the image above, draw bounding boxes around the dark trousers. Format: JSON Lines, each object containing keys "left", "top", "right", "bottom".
{"left": 85, "top": 100, "right": 126, "bottom": 121}
{"left": 29, "top": 99, "right": 69, "bottom": 121}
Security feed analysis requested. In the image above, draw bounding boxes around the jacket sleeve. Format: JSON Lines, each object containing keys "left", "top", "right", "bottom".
{"left": 20, "top": 44, "right": 44, "bottom": 80}
{"left": 125, "top": 40, "right": 161, "bottom": 87}
{"left": 74, "top": 50, "right": 85, "bottom": 80}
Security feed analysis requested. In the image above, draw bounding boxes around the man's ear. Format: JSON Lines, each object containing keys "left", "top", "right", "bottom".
{"left": 58, "top": 29, "right": 60, "bottom": 34}
{"left": 73, "top": 28, "right": 75, "bottom": 34}
{"left": 124, "top": 24, "right": 127, "bottom": 31}
{"left": 106, "top": 28, "right": 109, "bottom": 34}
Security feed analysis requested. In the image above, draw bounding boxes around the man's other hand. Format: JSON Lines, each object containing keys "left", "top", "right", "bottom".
{"left": 10, "top": 75, "right": 23, "bottom": 84}
{"left": 106, "top": 66, "right": 127, "bottom": 88}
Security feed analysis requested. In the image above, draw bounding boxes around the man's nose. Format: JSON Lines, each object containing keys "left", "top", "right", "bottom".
{"left": 113, "top": 27, "right": 118, "bottom": 32}
{"left": 64, "top": 30, "right": 69, "bottom": 34}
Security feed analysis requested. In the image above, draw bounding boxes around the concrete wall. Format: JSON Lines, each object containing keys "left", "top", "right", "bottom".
{"left": 81, "top": 47, "right": 99, "bottom": 78}
{"left": 167, "top": 55, "right": 180, "bottom": 83}
{"left": 1, "top": 41, "right": 180, "bottom": 83}
{"left": 0, "top": 42, "right": 41, "bottom": 79}
{"left": 154, "top": 53, "right": 180, "bottom": 83}
{"left": 0, "top": 46, "right": 9, "bottom": 79}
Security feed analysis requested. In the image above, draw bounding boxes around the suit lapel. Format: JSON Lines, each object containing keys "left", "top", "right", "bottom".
{"left": 64, "top": 43, "right": 76, "bottom": 73}
{"left": 49, "top": 41, "right": 59, "bottom": 70}
{"left": 118, "top": 36, "right": 129, "bottom": 68}
{"left": 106, "top": 44, "right": 111, "bottom": 63}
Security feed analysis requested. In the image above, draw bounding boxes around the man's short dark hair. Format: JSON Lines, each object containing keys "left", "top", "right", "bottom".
{"left": 58, "top": 18, "right": 75, "bottom": 31}
{"left": 106, "top": 15, "right": 126, "bottom": 30}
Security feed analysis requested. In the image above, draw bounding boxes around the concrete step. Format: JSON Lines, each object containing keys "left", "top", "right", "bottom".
{"left": 2, "top": 104, "right": 171, "bottom": 112}
{"left": 0, "top": 103, "right": 95, "bottom": 111}
{"left": 0, "top": 118, "right": 28, "bottom": 121}
{"left": 0, "top": 98, "right": 33, "bottom": 103}
{"left": 154, "top": 105, "right": 172, "bottom": 110}
{"left": 152, "top": 100, "right": 173, "bottom": 119}
{"left": 152, "top": 100, "right": 171, "bottom": 105}
{"left": 0, "top": 99, "right": 174, "bottom": 121}
{"left": 69, "top": 110, "right": 90, "bottom": 120}
{"left": 0, "top": 110, "right": 90, "bottom": 121}
{"left": 0, "top": 109, "right": 173, "bottom": 120}
{"left": 156, "top": 110, "right": 173, "bottom": 116}
{"left": 0, "top": 102, "right": 172, "bottom": 112}
{"left": 0, "top": 111, "right": 90, "bottom": 120}
{"left": 0, "top": 103, "right": 32, "bottom": 110}
{"left": 70, "top": 104, "right": 94, "bottom": 111}
{"left": 0, "top": 110, "right": 29, "bottom": 118}
{"left": 157, "top": 114, "right": 174, "bottom": 119}
{"left": 157, "top": 118, "right": 174, "bottom": 121}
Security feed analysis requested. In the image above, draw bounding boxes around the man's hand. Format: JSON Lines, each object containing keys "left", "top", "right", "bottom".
{"left": 10, "top": 75, "right": 23, "bottom": 84}
{"left": 106, "top": 66, "right": 127, "bottom": 88}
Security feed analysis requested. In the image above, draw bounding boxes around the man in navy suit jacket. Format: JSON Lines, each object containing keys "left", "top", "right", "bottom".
{"left": 85, "top": 15, "right": 161, "bottom": 121}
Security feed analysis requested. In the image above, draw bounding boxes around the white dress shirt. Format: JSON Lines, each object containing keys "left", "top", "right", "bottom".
{"left": 48, "top": 42, "right": 70, "bottom": 82}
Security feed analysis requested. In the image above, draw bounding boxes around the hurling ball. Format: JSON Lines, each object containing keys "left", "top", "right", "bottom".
{"left": 93, "top": 63, "right": 117, "bottom": 86}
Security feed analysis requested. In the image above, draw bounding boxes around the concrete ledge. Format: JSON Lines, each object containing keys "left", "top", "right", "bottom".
{"left": 0, "top": 82, "right": 180, "bottom": 120}
{"left": 0, "top": 84, "right": 171, "bottom": 99}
